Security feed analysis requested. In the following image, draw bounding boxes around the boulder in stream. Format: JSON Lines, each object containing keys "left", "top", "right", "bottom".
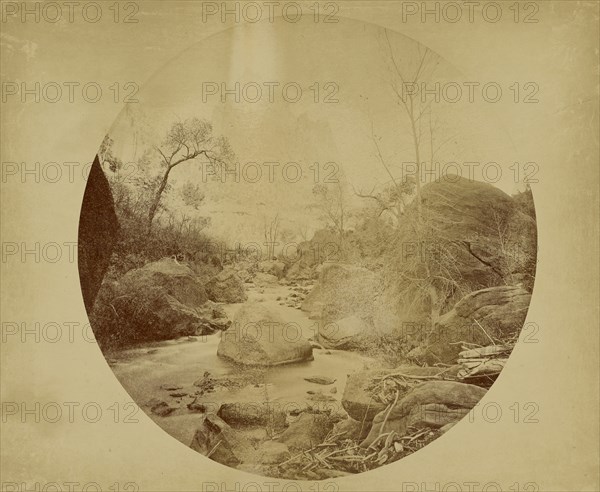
{"left": 217, "top": 302, "right": 313, "bottom": 366}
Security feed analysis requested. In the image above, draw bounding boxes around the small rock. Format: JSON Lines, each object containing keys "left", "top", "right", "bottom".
{"left": 149, "top": 400, "right": 177, "bottom": 417}
{"left": 304, "top": 376, "right": 336, "bottom": 385}
{"left": 160, "top": 384, "right": 183, "bottom": 391}
{"left": 330, "top": 387, "right": 337, "bottom": 394}
{"left": 217, "top": 402, "right": 286, "bottom": 430}
{"left": 190, "top": 415, "right": 254, "bottom": 466}
{"left": 187, "top": 398, "right": 206, "bottom": 413}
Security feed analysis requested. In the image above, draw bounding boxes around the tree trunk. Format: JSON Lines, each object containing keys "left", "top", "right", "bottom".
{"left": 410, "top": 114, "right": 423, "bottom": 218}
{"left": 147, "top": 167, "right": 172, "bottom": 232}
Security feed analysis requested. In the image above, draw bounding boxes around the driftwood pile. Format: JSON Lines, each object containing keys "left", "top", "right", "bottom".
{"left": 276, "top": 425, "right": 439, "bottom": 479}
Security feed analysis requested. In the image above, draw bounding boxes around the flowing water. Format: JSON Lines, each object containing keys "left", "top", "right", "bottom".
{"left": 108, "top": 282, "right": 375, "bottom": 448}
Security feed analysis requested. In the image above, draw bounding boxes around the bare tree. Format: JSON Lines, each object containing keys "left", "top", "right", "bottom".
{"left": 297, "top": 223, "right": 309, "bottom": 242}
{"left": 354, "top": 177, "right": 415, "bottom": 226}
{"left": 147, "top": 118, "right": 234, "bottom": 231}
{"left": 311, "top": 180, "right": 351, "bottom": 259}
{"left": 382, "top": 29, "right": 441, "bottom": 216}
{"left": 263, "top": 213, "right": 280, "bottom": 260}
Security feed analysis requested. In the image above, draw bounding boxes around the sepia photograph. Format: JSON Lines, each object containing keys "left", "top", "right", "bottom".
{"left": 1, "top": 1, "right": 598, "bottom": 491}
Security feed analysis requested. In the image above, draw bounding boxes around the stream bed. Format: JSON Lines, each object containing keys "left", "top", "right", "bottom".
{"left": 108, "top": 282, "right": 376, "bottom": 448}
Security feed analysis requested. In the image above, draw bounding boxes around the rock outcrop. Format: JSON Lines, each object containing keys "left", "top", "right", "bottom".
{"left": 419, "top": 285, "right": 532, "bottom": 364}
{"left": 108, "top": 258, "right": 229, "bottom": 343}
{"left": 397, "top": 176, "right": 537, "bottom": 299}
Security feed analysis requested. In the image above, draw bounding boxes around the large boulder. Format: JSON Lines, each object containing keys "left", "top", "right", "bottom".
{"left": 393, "top": 177, "right": 537, "bottom": 307}
{"left": 318, "top": 315, "right": 370, "bottom": 349}
{"left": 362, "top": 381, "right": 487, "bottom": 446}
{"left": 217, "top": 302, "right": 313, "bottom": 366}
{"left": 103, "top": 258, "right": 230, "bottom": 344}
{"left": 302, "top": 263, "right": 380, "bottom": 322}
{"left": 205, "top": 268, "right": 247, "bottom": 303}
{"left": 190, "top": 415, "right": 255, "bottom": 467}
{"left": 420, "top": 285, "right": 532, "bottom": 364}
{"left": 342, "top": 366, "right": 444, "bottom": 422}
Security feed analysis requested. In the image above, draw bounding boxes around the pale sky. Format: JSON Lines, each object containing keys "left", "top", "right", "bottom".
{"left": 103, "top": 17, "right": 532, "bottom": 243}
